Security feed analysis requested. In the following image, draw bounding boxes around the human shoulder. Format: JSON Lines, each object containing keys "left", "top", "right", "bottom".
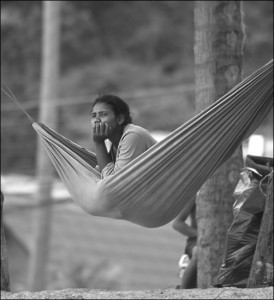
{"left": 121, "top": 124, "right": 146, "bottom": 144}
{"left": 123, "top": 124, "right": 155, "bottom": 140}
{"left": 123, "top": 124, "right": 149, "bottom": 134}
{"left": 120, "top": 124, "right": 156, "bottom": 149}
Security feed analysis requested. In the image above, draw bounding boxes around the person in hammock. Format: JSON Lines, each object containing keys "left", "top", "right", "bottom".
{"left": 90, "top": 94, "right": 157, "bottom": 178}
{"left": 173, "top": 202, "right": 197, "bottom": 289}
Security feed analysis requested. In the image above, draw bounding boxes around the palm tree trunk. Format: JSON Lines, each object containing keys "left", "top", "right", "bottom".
{"left": 194, "top": 0, "right": 245, "bottom": 288}
{"left": 1, "top": 191, "right": 10, "bottom": 291}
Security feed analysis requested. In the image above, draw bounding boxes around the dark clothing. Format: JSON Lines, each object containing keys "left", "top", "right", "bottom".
{"left": 185, "top": 236, "right": 197, "bottom": 259}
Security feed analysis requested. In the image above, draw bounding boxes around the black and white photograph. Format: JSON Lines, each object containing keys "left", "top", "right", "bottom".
{"left": 1, "top": 1, "right": 273, "bottom": 299}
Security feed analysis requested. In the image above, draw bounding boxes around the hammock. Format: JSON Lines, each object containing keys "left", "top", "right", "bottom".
{"left": 3, "top": 59, "right": 273, "bottom": 228}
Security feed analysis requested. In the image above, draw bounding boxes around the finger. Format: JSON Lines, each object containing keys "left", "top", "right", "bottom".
{"left": 101, "top": 123, "right": 108, "bottom": 135}
{"left": 98, "top": 123, "right": 103, "bottom": 135}
{"left": 95, "top": 123, "right": 100, "bottom": 135}
{"left": 105, "top": 123, "right": 111, "bottom": 135}
{"left": 103, "top": 123, "right": 108, "bottom": 135}
{"left": 92, "top": 123, "right": 96, "bottom": 134}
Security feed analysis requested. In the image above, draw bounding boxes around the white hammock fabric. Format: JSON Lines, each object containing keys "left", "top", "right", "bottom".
{"left": 30, "top": 59, "right": 273, "bottom": 228}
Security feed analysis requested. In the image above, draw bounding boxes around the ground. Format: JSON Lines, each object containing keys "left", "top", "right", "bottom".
{"left": 1, "top": 287, "right": 273, "bottom": 299}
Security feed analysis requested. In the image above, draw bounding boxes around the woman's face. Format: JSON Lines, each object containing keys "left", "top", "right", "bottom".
{"left": 90, "top": 103, "right": 124, "bottom": 139}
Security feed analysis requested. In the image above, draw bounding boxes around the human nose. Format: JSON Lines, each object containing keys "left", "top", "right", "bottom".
{"left": 92, "top": 115, "right": 101, "bottom": 124}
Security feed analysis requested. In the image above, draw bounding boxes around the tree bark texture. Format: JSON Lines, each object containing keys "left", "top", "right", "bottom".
{"left": 194, "top": 1, "right": 245, "bottom": 288}
{"left": 247, "top": 172, "right": 273, "bottom": 287}
{"left": 1, "top": 191, "right": 10, "bottom": 291}
{"left": 28, "top": 1, "right": 61, "bottom": 292}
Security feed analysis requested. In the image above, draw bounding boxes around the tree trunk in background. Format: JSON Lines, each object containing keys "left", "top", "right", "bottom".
{"left": 28, "top": 1, "right": 61, "bottom": 291}
{"left": 193, "top": 1, "right": 245, "bottom": 288}
{"left": 1, "top": 191, "right": 10, "bottom": 291}
{"left": 247, "top": 172, "right": 273, "bottom": 287}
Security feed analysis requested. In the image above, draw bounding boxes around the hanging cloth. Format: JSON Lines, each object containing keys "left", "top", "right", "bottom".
{"left": 3, "top": 59, "right": 273, "bottom": 228}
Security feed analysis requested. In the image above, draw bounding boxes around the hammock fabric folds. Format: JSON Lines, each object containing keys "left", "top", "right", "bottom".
{"left": 32, "top": 59, "right": 273, "bottom": 228}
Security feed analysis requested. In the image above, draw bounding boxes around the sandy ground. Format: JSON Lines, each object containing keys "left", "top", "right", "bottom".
{"left": 1, "top": 287, "right": 273, "bottom": 299}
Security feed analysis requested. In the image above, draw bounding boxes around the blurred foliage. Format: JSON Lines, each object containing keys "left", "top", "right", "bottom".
{"left": 1, "top": 1, "right": 273, "bottom": 174}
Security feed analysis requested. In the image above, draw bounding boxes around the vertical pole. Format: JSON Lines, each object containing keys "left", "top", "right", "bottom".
{"left": 28, "top": 1, "right": 61, "bottom": 291}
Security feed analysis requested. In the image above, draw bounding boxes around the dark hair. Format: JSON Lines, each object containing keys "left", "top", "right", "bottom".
{"left": 91, "top": 94, "right": 132, "bottom": 126}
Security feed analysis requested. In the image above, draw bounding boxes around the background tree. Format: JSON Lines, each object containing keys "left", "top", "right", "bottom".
{"left": 28, "top": 1, "right": 61, "bottom": 291}
{"left": 1, "top": 192, "right": 10, "bottom": 291}
{"left": 1, "top": 1, "right": 272, "bottom": 175}
{"left": 194, "top": 1, "right": 245, "bottom": 288}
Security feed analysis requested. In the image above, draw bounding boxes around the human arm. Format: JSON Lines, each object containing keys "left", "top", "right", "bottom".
{"left": 172, "top": 202, "right": 197, "bottom": 237}
{"left": 173, "top": 218, "right": 197, "bottom": 237}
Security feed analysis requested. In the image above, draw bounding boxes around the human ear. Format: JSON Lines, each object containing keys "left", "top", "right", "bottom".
{"left": 117, "top": 114, "right": 125, "bottom": 125}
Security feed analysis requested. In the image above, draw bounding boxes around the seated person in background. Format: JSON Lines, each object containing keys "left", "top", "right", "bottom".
{"left": 173, "top": 202, "right": 197, "bottom": 289}
{"left": 90, "top": 94, "right": 157, "bottom": 178}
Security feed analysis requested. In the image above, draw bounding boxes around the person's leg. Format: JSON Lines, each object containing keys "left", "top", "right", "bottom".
{"left": 181, "top": 245, "right": 197, "bottom": 289}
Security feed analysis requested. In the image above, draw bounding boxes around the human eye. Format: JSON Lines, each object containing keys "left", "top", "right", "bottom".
{"left": 90, "top": 112, "right": 96, "bottom": 118}
{"left": 100, "top": 111, "right": 109, "bottom": 117}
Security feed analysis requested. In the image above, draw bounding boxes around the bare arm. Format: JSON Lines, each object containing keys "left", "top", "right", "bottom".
{"left": 172, "top": 201, "right": 197, "bottom": 237}
{"left": 93, "top": 141, "right": 112, "bottom": 172}
{"left": 173, "top": 218, "right": 197, "bottom": 237}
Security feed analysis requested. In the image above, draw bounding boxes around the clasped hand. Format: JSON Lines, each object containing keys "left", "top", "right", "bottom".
{"left": 92, "top": 122, "right": 111, "bottom": 143}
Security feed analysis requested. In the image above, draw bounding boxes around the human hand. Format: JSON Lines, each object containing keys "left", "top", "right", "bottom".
{"left": 91, "top": 121, "right": 112, "bottom": 143}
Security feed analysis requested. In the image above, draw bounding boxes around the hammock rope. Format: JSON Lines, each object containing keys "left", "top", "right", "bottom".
{"left": 2, "top": 59, "right": 273, "bottom": 228}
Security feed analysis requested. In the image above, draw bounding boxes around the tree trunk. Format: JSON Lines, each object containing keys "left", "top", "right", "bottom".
{"left": 247, "top": 172, "right": 273, "bottom": 287}
{"left": 28, "top": 1, "right": 61, "bottom": 291}
{"left": 1, "top": 191, "right": 10, "bottom": 291}
{"left": 193, "top": 1, "right": 245, "bottom": 288}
